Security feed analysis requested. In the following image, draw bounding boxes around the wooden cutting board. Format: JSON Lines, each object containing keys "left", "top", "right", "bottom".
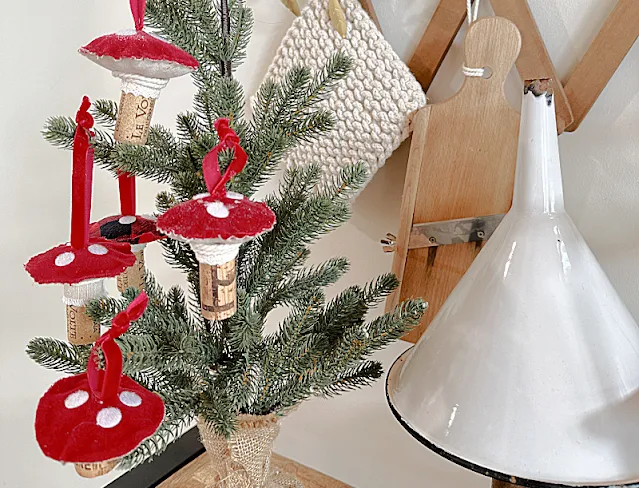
{"left": 387, "top": 17, "right": 522, "bottom": 343}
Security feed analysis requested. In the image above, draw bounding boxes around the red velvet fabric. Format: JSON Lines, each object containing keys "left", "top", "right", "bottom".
{"left": 35, "top": 374, "right": 164, "bottom": 463}
{"left": 118, "top": 172, "right": 137, "bottom": 216}
{"left": 130, "top": 0, "right": 146, "bottom": 32}
{"left": 80, "top": 31, "right": 198, "bottom": 68}
{"left": 204, "top": 119, "right": 248, "bottom": 197}
{"left": 25, "top": 240, "right": 135, "bottom": 285}
{"left": 87, "top": 294, "right": 148, "bottom": 402}
{"left": 90, "top": 215, "right": 164, "bottom": 245}
{"left": 157, "top": 119, "right": 275, "bottom": 241}
{"left": 36, "top": 292, "right": 164, "bottom": 464}
{"left": 157, "top": 193, "right": 275, "bottom": 241}
{"left": 70, "top": 97, "right": 94, "bottom": 249}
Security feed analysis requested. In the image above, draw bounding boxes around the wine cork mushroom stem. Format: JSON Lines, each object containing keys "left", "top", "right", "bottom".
{"left": 63, "top": 279, "right": 107, "bottom": 345}
{"left": 191, "top": 242, "right": 241, "bottom": 320}
{"left": 117, "top": 243, "right": 147, "bottom": 292}
{"left": 74, "top": 459, "right": 120, "bottom": 478}
{"left": 113, "top": 74, "right": 166, "bottom": 145}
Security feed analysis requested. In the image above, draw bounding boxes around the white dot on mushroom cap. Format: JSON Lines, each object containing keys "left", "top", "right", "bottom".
{"left": 119, "top": 391, "right": 142, "bottom": 407}
{"left": 97, "top": 407, "right": 122, "bottom": 428}
{"left": 193, "top": 192, "right": 210, "bottom": 200}
{"left": 226, "top": 191, "right": 244, "bottom": 200}
{"left": 206, "top": 201, "right": 230, "bottom": 219}
{"left": 88, "top": 244, "right": 109, "bottom": 256}
{"left": 64, "top": 390, "right": 89, "bottom": 409}
{"left": 55, "top": 252, "right": 75, "bottom": 267}
{"left": 119, "top": 215, "right": 137, "bottom": 225}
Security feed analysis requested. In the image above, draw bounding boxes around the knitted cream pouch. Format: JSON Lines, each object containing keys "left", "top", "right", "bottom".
{"left": 262, "top": 0, "right": 426, "bottom": 191}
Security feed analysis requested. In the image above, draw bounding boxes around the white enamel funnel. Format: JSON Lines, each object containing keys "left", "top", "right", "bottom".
{"left": 387, "top": 81, "right": 639, "bottom": 487}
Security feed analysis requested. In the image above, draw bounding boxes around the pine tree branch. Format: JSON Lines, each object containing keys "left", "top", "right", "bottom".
{"left": 226, "top": 292, "right": 264, "bottom": 353}
{"left": 42, "top": 117, "right": 114, "bottom": 153}
{"left": 220, "top": 0, "right": 253, "bottom": 71}
{"left": 256, "top": 257, "right": 349, "bottom": 317}
{"left": 42, "top": 116, "right": 76, "bottom": 149}
{"left": 119, "top": 413, "right": 195, "bottom": 470}
{"left": 27, "top": 339, "right": 90, "bottom": 374}
{"left": 319, "top": 361, "right": 384, "bottom": 396}
{"left": 293, "top": 51, "right": 352, "bottom": 116}
{"left": 234, "top": 54, "right": 352, "bottom": 195}
{"left": 91, "top": 99, "right": 118, "bottom": 128}
{"left": 146, "top": 0, "right": 218, "bottom": 68}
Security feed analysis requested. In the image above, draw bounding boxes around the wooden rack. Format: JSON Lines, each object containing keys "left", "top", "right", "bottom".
{"left": 361, "top": 0, "right": 639, "bottom": 341}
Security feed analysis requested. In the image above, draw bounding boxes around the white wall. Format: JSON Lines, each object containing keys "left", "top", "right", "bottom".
{"left": 2, "top": 0, "right": 638, "bottom": 486}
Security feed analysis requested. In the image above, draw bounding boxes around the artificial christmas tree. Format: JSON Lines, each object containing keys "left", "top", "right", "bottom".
{"left": 28, "top": 0, "right": 426, "bottom": 479}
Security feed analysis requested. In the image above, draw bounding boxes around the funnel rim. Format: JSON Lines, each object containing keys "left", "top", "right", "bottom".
{"left": 385, "top": 348, "right": 639, "bottom": 488}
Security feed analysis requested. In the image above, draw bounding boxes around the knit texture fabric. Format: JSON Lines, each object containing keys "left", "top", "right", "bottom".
{"left": 262, "top": 0, "right": 426, "bottom": 191}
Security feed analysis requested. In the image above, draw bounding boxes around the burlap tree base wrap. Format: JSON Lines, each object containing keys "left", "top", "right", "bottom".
{"left": 198, "top": 414, "right": 303, "bottom": 488}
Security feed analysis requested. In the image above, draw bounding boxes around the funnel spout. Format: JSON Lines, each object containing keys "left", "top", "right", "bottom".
{"left": 512, "top": 80, "right": 564, "bottom": 215}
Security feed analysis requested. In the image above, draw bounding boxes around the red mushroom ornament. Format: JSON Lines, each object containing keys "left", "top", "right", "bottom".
{"left": 25, "top": 98, "right": 136, "bottom": 345}
{"left": 157, "top": 119, "right": 276, "bottom": 320}
{"left": 89, "top": 209, "right": 164, "bottom": 293}
{"left": 80, "top": 0, "right": 197, "bottom": 289}
{"left": 79, "top": 0, "right": 198, "bottom": 146}
{"left": 35, "top": 292, "right": 165, "bottom": 478}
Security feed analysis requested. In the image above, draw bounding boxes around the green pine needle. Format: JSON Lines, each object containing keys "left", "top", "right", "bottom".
{"left": 27, "top": 338, "right": 90, "bottom": 374}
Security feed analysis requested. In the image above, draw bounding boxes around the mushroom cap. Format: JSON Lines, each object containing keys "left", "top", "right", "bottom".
{"left": 90, "top": 215, "right": 164, "bottom": 245}
{"left": 157, "top": 192, "right": 276, "bottom": 244}
{"left": 25, "top": 240, "right": 136, "bottom": 285}
{"left": 35, "top": 373, "right": 164, "bottom": 463}
{"left": 79, "top": 30, "right": 198, "bottom": 79}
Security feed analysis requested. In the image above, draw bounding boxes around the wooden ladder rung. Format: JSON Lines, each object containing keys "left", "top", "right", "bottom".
{"left": 563, "top": 0, "right": 639, "bottom": 131}
{"left": 408, "top": 0, "right": 468, "bottom": 93}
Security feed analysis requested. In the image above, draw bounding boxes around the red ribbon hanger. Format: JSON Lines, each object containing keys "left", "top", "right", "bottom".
{"left": 118, "top": 172, "right": 136, "bottom": 216}
{"left": 87, "top": 292, "right": 149, "bottom": 402}
{"left": 114, "top": 0, "right": 148, "bottom": 217}
{"left": 70, "top": 97, "right": 95, "bottom": 250}
{"left": 202, "top": 118, "right": 248, "bottom": 198}
{"left": 130, "top": 0, "right": 146, "bottom": 31}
